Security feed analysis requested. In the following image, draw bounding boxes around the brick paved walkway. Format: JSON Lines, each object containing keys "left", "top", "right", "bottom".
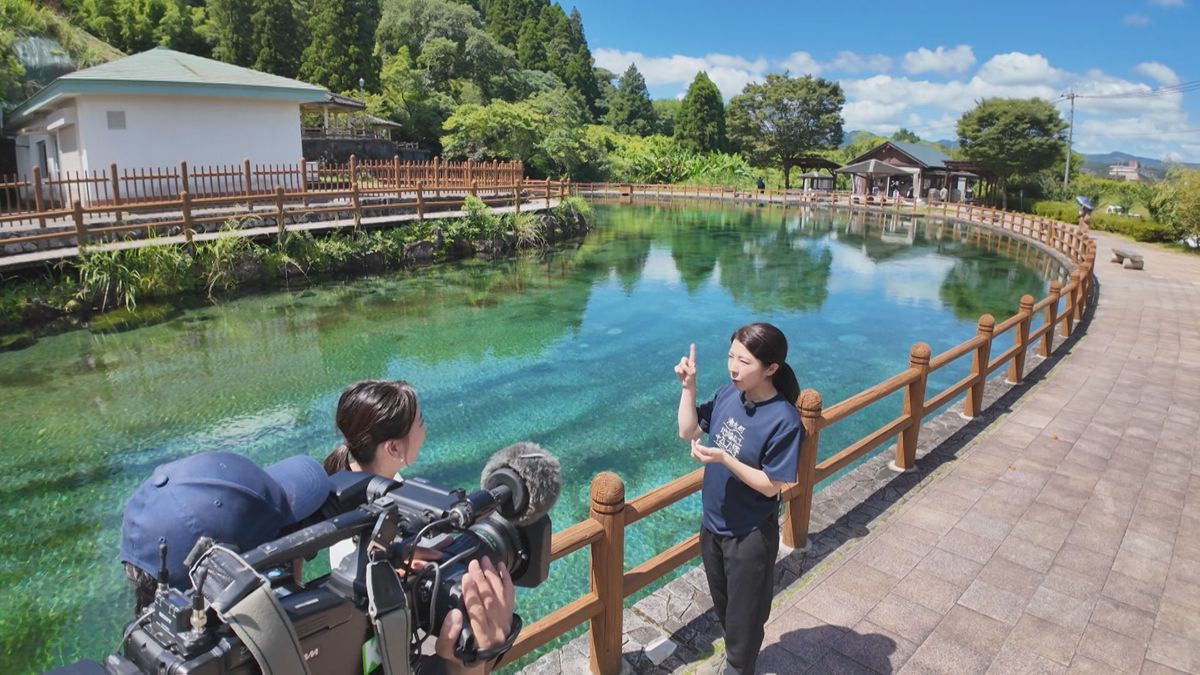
{"left": 734, "top": 234, "right": 1200, "bottom": 674}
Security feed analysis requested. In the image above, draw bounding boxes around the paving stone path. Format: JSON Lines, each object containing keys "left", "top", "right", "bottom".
{"left": 517, "top": 232, "right": 1200, "bottom": 675}
{"left": 739, "top": 233, "right": 1200, "bottom": 674}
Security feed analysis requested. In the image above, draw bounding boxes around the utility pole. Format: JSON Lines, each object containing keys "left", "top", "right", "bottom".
{"left": 1062, "top": 90, "right": 1076, "bottom": 191}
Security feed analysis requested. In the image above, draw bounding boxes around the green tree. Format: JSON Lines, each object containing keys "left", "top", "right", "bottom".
{"left": 652, "top": 99, "right": 681, "bottom": 136}
{"left": 726, "top": 73, "right": 845, "bottom": 188}
{"left": 604, "top": 63, "right": 657, "bottom": 136}
{"left": 957, "top": 98, "right": 1066, "bottom": 208}
{"left": 892, "top": 127, "right": 920, "bottom": 143}
{"left": 299, "top": 0, "right": 380, "bottom": 92}
{"left": 361, "top": 47, "right": 454, "bottom": 151}
{"left": 674, "top": 71, "right": 726, "bottom": 153}
{"left": 1149, "top": 168, "right": 1200, "bottom": 241}
{"left": 205, "top": 0, "right": 255, "bottom": 64}
{"left": 376, "top": 0, "right": 516, "bottom": 99}
{"left": 249, "top": 0, "right": 301, "bottom": 77}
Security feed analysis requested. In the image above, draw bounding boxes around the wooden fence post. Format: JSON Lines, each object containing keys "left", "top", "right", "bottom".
{"left": 1063, "top": 270, "right": 1082, "bottom": 335}
{"left": 242, "top": 158, "right": 253, "bottom": 195}
{"left": 433, "top": 156, "right": 441, "bottom": 199}
{"left": 1040, "top": 281, "right": 1061, "bottom": 357}
{"left": 783, "top": 389, "right": 822, "bottom": 550}
{"left": 963, "top": 314, "right": 995, "bottom": 418}
{"left": 109, "top": 163, "right": 121, "bottom": 206}
{"left": 470, "top": 180, "right": 478, "bottom": 198}
{"left": 32, "top": 166, "right": 46, "bottom": 228}
{"left": 1072, "top": 267, "right": 1086, "bottom": 322}
{"left": 514, "top": 176, "right": 522, "bottom": 213}
{"left": 299, "top": 157, "right": 309, "bottom": 205}
{"left": 1060, "top": 275, "right": 1075, "bottom": 339}
{"left": 1007, "top": 295, "right": 1035, "bottom": 384}
{"left": 588, "top": 472, "right": 625, "bottom": 675}
{"left": 416, "top": 181, "right": 425, "bottom": 221}
{"left": 275, "top": 186, "right": 286, "bottom": 235}
{"left": 348, "top": 154, "right": 361, "bottom": 223}
{"left": 893, "top": 342, "right": 931, "bottom": 472}
{"left": 179, "top": 160, "right": 189, "bottom": 197}
{"left": 393, "top": 155, "right": 402, "bottom": 199}
{"left": 180, "top": 190, "right": 194, "bottom": 245}
{"left": 71, "top": 200, "right": 87, "bottom": 247}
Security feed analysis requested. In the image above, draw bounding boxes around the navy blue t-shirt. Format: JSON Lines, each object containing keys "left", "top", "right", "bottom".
{"left": 697, "top": 383, "right": 803, "bottom": 537}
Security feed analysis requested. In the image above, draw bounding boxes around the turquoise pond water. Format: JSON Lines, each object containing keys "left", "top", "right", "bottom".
{"left": 0, "top": 202, "right": 1061, "bottom": 672}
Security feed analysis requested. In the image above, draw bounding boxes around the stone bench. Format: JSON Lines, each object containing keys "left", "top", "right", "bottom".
{"left": 1111, "top": 247, "right": 1145, "bottom": 270}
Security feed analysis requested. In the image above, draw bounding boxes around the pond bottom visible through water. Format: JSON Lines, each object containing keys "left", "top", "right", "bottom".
{"left": 0, "top": 202, "right": 1062, "bottom": 673}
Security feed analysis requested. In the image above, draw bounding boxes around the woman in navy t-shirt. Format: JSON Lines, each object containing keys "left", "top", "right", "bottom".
{"left": 674, "top": 323, "right": 803, "bottom": 675}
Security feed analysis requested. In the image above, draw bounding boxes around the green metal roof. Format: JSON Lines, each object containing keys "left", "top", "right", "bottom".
{"left": 8, "top": 47, "right": 327, "bottom": 126}
{"left": 886, "top": 141, "right": 952, "bottom": 169}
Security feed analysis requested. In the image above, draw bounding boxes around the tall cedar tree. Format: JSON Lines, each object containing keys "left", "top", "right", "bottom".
{"left": 675, "top": 71, "right": 726, "bottom": 153}
{"left": 250, "top": 0, "right": 301, "bottom": 77}
{"left": 478, "top": 0, "right": 601, "bottom": 117}
{"left": 565, "top": 7, "right": 600, "bottom": 117}
{"left": 206, "top": 0, "right": 256, "bottom": 65}
{"left": 957, "top": 98, "right": 1066, "bottom": 208}
{"left": 299, "top": 0, "right": 380, "bottom": 93}
{"left": 605, "top": 64, "right": 657, "bottom": 136}
{"left": 727, "top": 73, "right": 844, "bottom": 188}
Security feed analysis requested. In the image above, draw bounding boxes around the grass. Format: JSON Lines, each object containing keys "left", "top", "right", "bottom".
{"left": 1, "top": 202, "right": 592, "bottom": 338}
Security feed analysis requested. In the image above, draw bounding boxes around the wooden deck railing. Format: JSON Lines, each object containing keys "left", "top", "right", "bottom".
{"left": 498, "top": 183, "right": 1097, "bottom": 673}
{"left": 0, "top": 158, "right": 574, "bottom": 257}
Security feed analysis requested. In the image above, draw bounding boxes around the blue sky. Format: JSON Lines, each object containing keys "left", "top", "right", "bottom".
{"left": 571, "top": 0, "right": 1200, "bottom": 162}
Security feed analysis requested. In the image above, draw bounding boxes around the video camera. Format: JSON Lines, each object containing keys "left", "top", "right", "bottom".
{"left": 65, "top": 443, "right": 561, "bottom": 675}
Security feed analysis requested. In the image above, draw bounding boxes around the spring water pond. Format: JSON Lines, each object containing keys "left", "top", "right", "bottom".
{"left": 0, "top": 202, "right": 1062, "bottom": 672}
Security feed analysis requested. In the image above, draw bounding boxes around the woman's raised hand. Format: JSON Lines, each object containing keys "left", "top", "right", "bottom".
{"left": 674, "top": 343, "right": 697, "bottom": 390}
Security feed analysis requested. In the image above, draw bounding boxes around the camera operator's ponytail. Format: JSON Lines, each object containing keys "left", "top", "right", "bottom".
{"left": 323, "top": 443, "right": 353, "bottom": 474}
{"left": 323, "top": 380, "right": 420, "bottom": 475}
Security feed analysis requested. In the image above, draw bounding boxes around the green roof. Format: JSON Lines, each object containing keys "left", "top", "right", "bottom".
{"left": 9, "top": 47, "right": 327, "bottom": 126}
{"left": 886, "top": 141, "right": 952, "bottom": 169}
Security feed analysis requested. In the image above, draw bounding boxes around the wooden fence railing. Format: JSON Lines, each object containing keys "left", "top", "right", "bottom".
{"left": 498, "top": 183, "right": 1097, "bottom": 673}
{"left": 0, "top": 156, "right": 524, "bottom": 230}
{"left": 0, "top": 159, "right": 576, "bottom": 257}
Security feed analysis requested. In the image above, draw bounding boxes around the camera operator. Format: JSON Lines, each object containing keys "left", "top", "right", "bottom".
{"left": 119, "top": 451, "right": 333, "bottom": 613}
{"left": 325, "top": 379, "right": 517, "bottom": 675}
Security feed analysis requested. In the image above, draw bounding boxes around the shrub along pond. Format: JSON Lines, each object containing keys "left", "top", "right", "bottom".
{"left": 0, "top": 201, "right": 1061, "bottom": 672}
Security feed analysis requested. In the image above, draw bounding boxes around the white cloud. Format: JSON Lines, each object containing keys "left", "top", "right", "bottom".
{"left": 902, "top": 45, "right": 975, "bottom": 75}
{"left": 976, "top": 52, "right": 1064, "bottom": 86}
{"left": 1124, "top": 13, "right": 1151, "bottom": 25}
{"left": 828, "top": 51, "right": 892, "bottom": 73}
{"left": 590, "top": 44, "right": 1200, "bottom": 161}
{"left": 779, "top": 51, "right": 822, "bottom": 75}
{"left": 592, "top": 48, "right": 766, "bottom": 99}
{"left": 1134, "top": 61, "right": 1180, "bottom": 86}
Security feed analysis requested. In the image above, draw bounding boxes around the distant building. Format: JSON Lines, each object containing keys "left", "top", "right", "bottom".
{"left": 6, "top": 47, "right": 326, "bottom": 202}
{"left": 1108, "top": 161, "right": 1146, "bottom": 182}
{"left": 846, "top": 141, "right": 977, "bottom": 201}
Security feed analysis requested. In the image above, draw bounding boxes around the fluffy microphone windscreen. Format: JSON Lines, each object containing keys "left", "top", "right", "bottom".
{"left": 480, "top": 442, "right": 562, "bottom": 526}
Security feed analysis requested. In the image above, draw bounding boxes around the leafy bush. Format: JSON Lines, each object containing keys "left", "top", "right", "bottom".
{"left": 1030, "top": 200, "right": 1079, "bottom": 224}
{"left": 504, "top": 211, "right": 545, "bottom": 249}
{"left": 1092, "top": 214, "right": 1176, "bottom": 242}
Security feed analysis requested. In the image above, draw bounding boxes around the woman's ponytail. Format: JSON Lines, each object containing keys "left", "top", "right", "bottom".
{"left": 773, "top": 361, "right": 800, "bottom": 406}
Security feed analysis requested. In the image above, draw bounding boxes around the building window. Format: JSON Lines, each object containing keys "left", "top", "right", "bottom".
{"left": 107, "top": 111, "right": 126, "bottom": 130}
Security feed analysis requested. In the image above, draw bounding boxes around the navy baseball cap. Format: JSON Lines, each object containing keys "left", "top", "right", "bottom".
{"left": 120, "top": 451, "right": 332, "bottom": 587}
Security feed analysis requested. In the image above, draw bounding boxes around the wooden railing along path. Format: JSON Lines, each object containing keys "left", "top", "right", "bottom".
{"left": 498, "top": 183, "right": 1097, "bottom": 673}
{"left": 0, "top": 158, "right": 574, "bottom": 257}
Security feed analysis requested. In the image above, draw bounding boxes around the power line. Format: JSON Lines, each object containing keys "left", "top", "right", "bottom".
{"left": 1074, "top": 79, "right": 1200, "bottom": 100}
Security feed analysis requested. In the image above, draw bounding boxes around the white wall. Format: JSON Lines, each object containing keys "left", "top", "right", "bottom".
{"left": 74, "top": 94, "right": 303, "bottom": 199}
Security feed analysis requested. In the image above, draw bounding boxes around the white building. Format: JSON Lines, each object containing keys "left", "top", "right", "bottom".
{"left": 6, "top": 47, "right": 326, "bottom": 204}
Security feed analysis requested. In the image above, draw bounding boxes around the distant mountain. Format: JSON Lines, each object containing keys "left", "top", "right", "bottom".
{"left": 1081, "top": 151, "right": 1200, "bottom": 171}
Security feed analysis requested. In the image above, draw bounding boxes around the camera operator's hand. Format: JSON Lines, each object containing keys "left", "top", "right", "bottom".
{"left": 435, "top": 558, "right": 515, "bottom": 675}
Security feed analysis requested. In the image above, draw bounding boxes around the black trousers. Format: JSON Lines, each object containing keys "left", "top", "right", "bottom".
{"left": 700, "top": 513, "right": 779, "bottom": 675}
